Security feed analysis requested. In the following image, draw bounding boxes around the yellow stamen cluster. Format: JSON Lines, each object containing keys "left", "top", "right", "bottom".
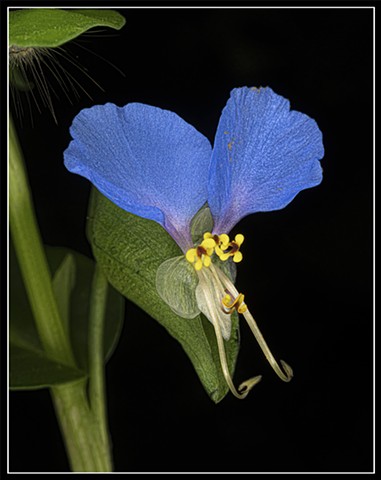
{"left": 204, "top": 232, "right": 244, "bottom": 263}
{"left": 185, "top": 237, "right": 216, "bottom": 271}
{"left": 222, "top": 292, "right": 248, "bottom": 314}
{"left": 186, "top": 232, "right": 245, "bottom": 271}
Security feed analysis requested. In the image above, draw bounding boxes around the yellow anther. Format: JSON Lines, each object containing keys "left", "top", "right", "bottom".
{"left": 232, "top": 251, "right": 243, "bottom": 263}
{"left": 215, "top": 233, "right": 244, "bottom": 263}
{"left": 186, "top": 238, "right": 216, "bottom": 271}
{"left": 223, "top": 293, "right": 232, "bottom": 304}
{"left": 234, "top": 234, "right": 244, "bottom": 247}
{"left": 237, "top": 300, "right": 248, "bottom": 314}
{"left": 222, "top": 292, "right": 247, "bottom": 315}
{"left": 215, "top": 234, "right": 230, "bottom": 257}
{"left": 203, "top": 255, "right": 212, "bottom": 268}
{"left": 219, "top": 234, "right": 230, "bottom": 248}
{"left": 218, "top": 251, "right": 231, "bottom": 261}
{"left": 194, "top": 258, "right": 203, "bottom": 271}
{"left": 204, "top": 232, "right": 229, "bottom": 249}
{"left": 201, "top": 237, "right": 216, "bottom": 255}
{"left": 185, "top": 248, "right": 197, "bottom": 263}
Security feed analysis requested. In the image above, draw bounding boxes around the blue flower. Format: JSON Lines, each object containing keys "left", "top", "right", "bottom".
{"left": 64, "top": 86, "right": 324, "bottom": 398}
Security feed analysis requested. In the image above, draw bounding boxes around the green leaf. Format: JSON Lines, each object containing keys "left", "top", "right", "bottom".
{"left": 87, "top": 189, "right": 240, "bottom": 403}
{"left": 52, "top": 252, "right": 76, "bottom": 336}
{"left": 44, "top": 247, "right": 125, "bottom": 370}
{"left": 10, "top": 344, "right": 85, "bottom": 390}
{"left": 9, "top": 8, "right": 126, "bottom": 48}
{"left": 10, "top": 245, "right": 43, "bottom": 354}
{"left": 10, "top": 243, "right": 125, "bottom": 389}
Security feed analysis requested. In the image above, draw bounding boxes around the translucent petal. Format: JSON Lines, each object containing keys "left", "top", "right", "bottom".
{"left": 156, "top": 256, "right": 200, "bottom": 319}
{"left": 64, "top": 103, "right": 212, "bottom": 250}
{"left": 209, "top": 87, "right": 324, "bottom": 233}
{"left": 214, "top": 257, "right": 237, "bottom": 284}
{"left": 196, "top": 268, "right": 232, "bottom": 341}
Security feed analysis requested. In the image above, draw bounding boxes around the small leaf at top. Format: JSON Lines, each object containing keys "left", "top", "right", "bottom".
{"left": 9, "top": 9, "right": 126, "bottom": 48}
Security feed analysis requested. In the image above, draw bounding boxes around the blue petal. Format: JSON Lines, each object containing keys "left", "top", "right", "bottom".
{"left": 208, "top": 87, "right": 324, "bottom": 233}
{"left": 64, "top": 103, "right": 212, "bottom": 249}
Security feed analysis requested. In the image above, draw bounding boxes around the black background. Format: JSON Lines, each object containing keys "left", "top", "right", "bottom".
{"left": 8, "top": 5, "right": 374, "bottom": 473}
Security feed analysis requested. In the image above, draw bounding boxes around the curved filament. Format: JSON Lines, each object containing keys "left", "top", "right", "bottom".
{"left": 242, "top": 309, "right": 293, "bottom": 382}
{"left": 198, "top": 269, "right": 262, "bottom": 399}
{"left": 212, "top": 264, "right": 293, "bottom": 382}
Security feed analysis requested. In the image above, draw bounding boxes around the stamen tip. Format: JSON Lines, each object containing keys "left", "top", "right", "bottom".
{"left": 280, "top": 360, "right": 294, "bottom": 381}
{"left": 238, "top": 375, "right": 262, "bottom": 397}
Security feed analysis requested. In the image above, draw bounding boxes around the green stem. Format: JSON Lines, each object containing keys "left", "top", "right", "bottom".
{"left": 9, "top": 115, "right": 112, "bottom": 472}
{"left": 88, "top": 264, "right": 112, "bottom": 466}
{"left": 9, "top": 115, "right": 75, "bottom": 367}
{"left": 51, "top": 381, "right": 112, "bottom": 472}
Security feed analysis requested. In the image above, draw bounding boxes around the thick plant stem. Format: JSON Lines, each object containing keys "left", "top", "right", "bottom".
{"left": 9, "top": 116, "right": 113, "bottom": 471}
{"left": 51, "top": 381, "right": 112, "bottom": 472}
{"left": 9, "top": 115, "right": 75, "bottom": 367}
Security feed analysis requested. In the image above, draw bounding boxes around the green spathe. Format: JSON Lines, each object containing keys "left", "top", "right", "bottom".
{"left": 87, "top": 188, "right": 240, "bottom": 403}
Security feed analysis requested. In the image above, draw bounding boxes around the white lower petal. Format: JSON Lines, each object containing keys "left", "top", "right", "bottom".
{"left": 195, "top": 267, "right": 232, "bottom": 341}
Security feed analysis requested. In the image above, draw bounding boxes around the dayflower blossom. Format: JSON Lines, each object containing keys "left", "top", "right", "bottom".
{"left": 64, "top": 86, "right": 324, "bottom": 399}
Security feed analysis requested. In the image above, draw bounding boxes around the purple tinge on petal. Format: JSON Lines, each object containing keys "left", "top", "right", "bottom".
{"left": 64, "top": 102, "right": 212, "bottom": 250}
{"left": 208, "top": 87, "right": 324, "bottom": 234}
